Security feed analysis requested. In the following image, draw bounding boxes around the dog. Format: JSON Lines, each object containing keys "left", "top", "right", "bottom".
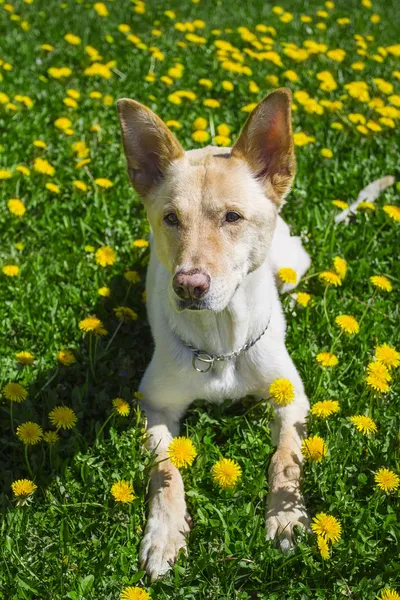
{"left": 117, "top": 88, "right": 311, "bottom": 581}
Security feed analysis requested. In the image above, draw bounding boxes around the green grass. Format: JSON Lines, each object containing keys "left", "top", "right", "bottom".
{"left": 1, "top": 0, "right": 400, "bottom": 598}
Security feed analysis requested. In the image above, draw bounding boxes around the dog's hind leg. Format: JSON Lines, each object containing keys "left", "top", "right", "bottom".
{"left": 270, "top": 216, "right": 311, "bottom": 293}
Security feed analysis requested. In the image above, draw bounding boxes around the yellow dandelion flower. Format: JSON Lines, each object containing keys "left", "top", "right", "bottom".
{"left": 367, "top": 361, "right": 392, "bottom": 382}
{"left": 15, "top": 166, "right": 31, "bottom": 177}
{"left": 3, "top": 265, "right": 20, "bottom": 277}
{"left": 3, "top": 382, "right": 28, "bottom": 402}
{"left": 43, "top": 430, "right": 60, "bottom": 443}
{"left": 0, "top": 169, "right": 13, "bottom": 179}
{"left": 8, "top": 199, "right": 26, "bottom": 216}
{"left": 278, "top": 267, "right": 297, "bottom": 284}
{"left": 319, "top": 271, "right": 342, "bottom": 286}
{"left": 370, "top": 275, "right": 392, "bottom": 292}
{"left": 296, "top": 292, "right": 311, "bottom": 307}
{"left": 73, "top": 180, "right": 88, "bottom": 192}
{"left": 16, "top": 351, "right": 34, "bottom": 365}
{"left": 333, "top": 256, "right": 347, "bottom": 279}
{"left": 310, "top": 400, "right": 340, "bottom": 418}
{"left": 34, "top": 157, "right": 55, "bottom": 176}
{"left": 375, "top": 344, "right": 400, "bottom": 369}
{"left": 57, "top": 349, "right": 76, "bottom": 366}
{"left": 366, "top": 374, "right": 390, "bottom": 393}
{"left": 54, "top": 117, "right": 72, "bottom": 131}
{"left": 98, "top": 286, "right": 111, "bottom": 297}
{"left": 311, "top": 513, "right": 342, "bottom": 544}
{"left": 350, "top": 415, "right": 377, "bottom": 434}
{"left": 124, "top": 271, "right": 140, "bottom": 283}
{"left": 203, "top": 99, "right": 220, "bottom": 108}
{"left": 113, "top": 398, "right": 130, "bottom": 417}
{"left": 111, "top": 480, "right": 135, "bottom": 503}
{"left": 379, "top": 590, "right": 400, "bottom": 600}
{"left": 85, "top": 245, "right": 95, "bottom": 253}
{"left": 49, "top": 406, "right": 77, "bottom": 430}
{"left": 17, "top": 422, "right": 43, "bottom": 445}
{"left": 357, "top": 201, "right": 375, "bottom": 211}
{"left": 120, "top": 587, "right": 150, "bottom": 600}
{"left": 79, "top": 316, "right": 105, "bottom": 333}
{"left": 114, "top": 306, "right": 138, "bottom": 321}
{"left": 383, "top": 205, "right": 400, "bottom": 223}
{"left": 192, "top": 130, "right": 210, "bottom": 143}
{"left": 317, "top": 535, "right": 330, "bottom": 559}
{"left": 132, "top": 239, "right": 149, "bottom": 248}
{"left": 64, "top": 33, "right": 81, "bottom": 45}
{"left": 167, "top": 436, "right": 197, "bottom": 468}
{"left": 375, "top": 468, "right": 400, "bottom": 493}
{"left": 46, "top": 182, "right": 61, "bottom": 194}
{"left": 335, "top": 315, "right": 359, "bottom": 335}
{"left": 332, "top": 200, "right": 349, "bottom": 210}
{"left": 316, "top": 352, "right": 338, "bottom": 367}
{"left": 11, "top": 479, "right": 37, "bottom": 497}
{"left": 269, "top": 378, "right": 295, "bottom": 406}
{"left": 95, "top": 246, "right": 116, "bottom": 267}
{"left": 301, "top": 435, "right": 327, "bottom": 462}
{"left": 193, "top": 117, "right": 208, "bottom": 130}
{"left": 33, "top": 139, "right": 47, "bottom": 149}
{"left": 95, "top": 178, "right": 113, "bottom": 188}
{"left": 212, "top": 458, "right": 242, "bottom": 489}
{"left": 320, "top": 148, "right": 333, "bottom": 159}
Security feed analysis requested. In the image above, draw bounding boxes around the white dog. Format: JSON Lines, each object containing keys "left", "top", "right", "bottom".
{"left": 118, "top": 88, "right": 311, "bottom": 581}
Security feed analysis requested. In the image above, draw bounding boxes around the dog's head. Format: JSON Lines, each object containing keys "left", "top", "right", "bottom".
{"left": 117, "top": 89, "right": 295, "bottom": 312}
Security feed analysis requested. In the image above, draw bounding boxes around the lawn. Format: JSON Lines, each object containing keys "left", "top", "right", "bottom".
{"left": 1, "top": 0, "right": 400, "bottom": 598}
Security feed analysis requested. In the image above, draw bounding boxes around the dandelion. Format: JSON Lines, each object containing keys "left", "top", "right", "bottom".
{"left": 296, "top": 292, "right": 311, "bottom": 307}
{"left": 120, "top": 587, "right": 150, "bottom": 600}
{"left": 316, "top": 352, "right": 338, "bottom": 367}
{"left": 319, "top": 271, "right": 341, "bottom": 286}
{"left": 79, "top": 316, "right": 106, "bottom": 334}
{"left": 33, "top": 157, "right": 55, "bottom": 176}
{"left": 11, "top": 479, "right": 37, "bottom": 497}
{"left": 95, "top": 246, "right": 116, "bottom": 266}
{"left": 375, "top": 468, "right": 400, "bottom": 493}
{"left": 375, "top": 344, "right": 400, "bottom": 369}
{"left": 350, "top": 415, "right": 377, "bottom": 434}
{"left": 310, "top": 400, "right": 340, "bottom": 418}
{"left": 49, "top": 406, "right": 77, "bottom": 429}
{"left": 383, "top": 205, "right": 400, "bottom": 222}
{"left": 43, "top": 431, "right": 60, "bottom": 443}
{"left": 95, "top": 178, "right": 113, "bottom": 188}
{"left": 132, "top": 239, "right": 149, "bottom": 248}
{"left": 124, "top": 270, "right": 140, "bottom": 283}
{"left": 167, "top": 436, "right": 197, "bottom": 468}
{"left": 317, "top": 535, "right": 330, "bottom": 559}
{"left": 57, "top": 349, "right": 76, "bottom": 366}
{"left": 311, "top": 513, "right": 342, "bottom": 544}
{"left": 8, "top": 199, "right": 26, "bottom": 216}
{"left": 113, "top": 398, "right": 130, "bottom": 416}
{"left": 46, "top": 183, "right": 60, "bottom": 194}
{"left": 3, "top": 265, "right": 20, "bottom": 277}
{"left": 73, "top": 180, "right": 88, "bottom": 192}
{"left": 278, "top": 267, "right": 297, "bottom": 285}
{"left": 15, "top": 351, "right": 34, "bottom": 365}
{"left": 111, "top": 480, "right": 136, "bottom": 503}
{"left": 0, "top": 169, "right": 13, "bottom": 179}
{"left": 98, "top": 286, "right": 111, "bottom": 297}
{"left": 333, "top": 256, "right": 347, "bottom": 279}
{"left": 269, "top": 378, "right": 295, "bottom": 406}
{"left": 192, "top": 130, "right": 210, "bottom": 143}
{"left": 301, "top": 435, "right": 327, "bottom": 462}
{"left": 332, "top": 200, "right": 348, "bottom": 210}
{"left": 17, "top": 422, "right": 43, "bottom": 445}
{"left": 193, "top": 117, "right": 208, "bottom": 130}
{"left": 335, "top": 315, "right": 359, "bottom": 335}
{"left": 3, "top": 382, "right": 28, "bottom": 403}
{"left": 212, "top": 458, "right": 242, "bottom": 488}
{"left": 367, "top": 362, "right": 392, "bottom": 389}
{"left": 320, "top": 148, "right": 333, "bottom": 159}
{"left": 370, "top": 275, "right": 392, "bottom": 292}
{"left": 114, "top": 306, "right": 138, "bottom": 321}
{"left": 379, "top": 590, "right": 400, "bottom": 600}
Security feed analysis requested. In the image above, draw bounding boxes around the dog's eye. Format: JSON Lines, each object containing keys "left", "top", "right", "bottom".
{"left": 225, "top": 211, "right": 242, "bottom": 223}
{"left": 164, "top": 212, "right": 179, "bottom": 226}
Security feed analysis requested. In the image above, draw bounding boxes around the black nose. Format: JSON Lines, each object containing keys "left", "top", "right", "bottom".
{"left": 173, "top": 269, "right": 211, "bottom": 300}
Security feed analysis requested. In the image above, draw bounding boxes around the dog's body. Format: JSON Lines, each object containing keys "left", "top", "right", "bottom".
{"left": 118, "top": 90, "right": 311, "bottom": 581}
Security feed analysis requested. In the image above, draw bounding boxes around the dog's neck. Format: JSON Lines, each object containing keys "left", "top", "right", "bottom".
{"left": 164, "top": 258, "right": 277, "bottom": 357}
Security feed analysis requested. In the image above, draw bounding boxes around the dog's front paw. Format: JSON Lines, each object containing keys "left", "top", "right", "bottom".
{"left": 140, "top": 509, "right": 191, "bottom": 581}
{"left": 266, "top": 499, "right": 309, "bottom": 552}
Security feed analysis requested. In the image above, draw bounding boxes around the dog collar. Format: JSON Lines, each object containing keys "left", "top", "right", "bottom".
{"left": 180, "top": 316, "right": 271, "bottom": 373}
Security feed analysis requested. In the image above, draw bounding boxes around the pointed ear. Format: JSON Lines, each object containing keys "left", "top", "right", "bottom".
{"left": 117, "top": 98, "right": 184, "bottom": 197}
{"left": 231, "top": 88, "right": 295, "bottom": 205}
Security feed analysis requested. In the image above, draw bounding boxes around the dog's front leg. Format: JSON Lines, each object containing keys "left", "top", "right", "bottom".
{"left": 263, "top": 348, "right": 310, "bottom": 550}
{"left": 139, "top": 403, "right": 190, "bottom": 581}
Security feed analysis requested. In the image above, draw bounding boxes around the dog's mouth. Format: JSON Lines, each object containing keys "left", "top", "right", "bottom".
{"left": 175, "top": 298, "right": 208, "bottom": 312}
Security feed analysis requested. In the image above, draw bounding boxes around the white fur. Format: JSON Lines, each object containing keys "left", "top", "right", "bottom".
{"left": 139, "top": 218, "right": 311, "bottom": 580}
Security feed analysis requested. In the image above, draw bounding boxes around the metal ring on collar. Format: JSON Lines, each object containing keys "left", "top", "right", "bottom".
{"left": 192, "top": 351, "right": 214, "bottom": 373}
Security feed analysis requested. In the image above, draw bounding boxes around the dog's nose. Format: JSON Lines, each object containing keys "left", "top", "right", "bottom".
{"left": 173, "top": 269, "right": 210, "bottom": 300}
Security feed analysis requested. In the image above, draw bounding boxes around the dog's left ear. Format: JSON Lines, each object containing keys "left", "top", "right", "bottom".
{"left": 231, "top": 88, "right": 295, "bottom": 205}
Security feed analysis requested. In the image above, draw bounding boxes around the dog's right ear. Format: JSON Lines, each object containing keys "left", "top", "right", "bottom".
{"left": 117, "top": 99, "right": 184, "bottom": 197}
